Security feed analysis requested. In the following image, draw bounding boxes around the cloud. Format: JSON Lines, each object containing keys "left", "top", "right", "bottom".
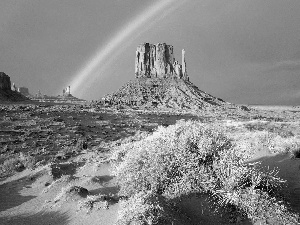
{"left": 268, "top": 60, "right": 300, "bottom": 72}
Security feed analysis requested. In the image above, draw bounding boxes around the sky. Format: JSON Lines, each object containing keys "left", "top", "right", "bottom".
{"left": 1, "top": 0, "right": 300, "bottom": 105}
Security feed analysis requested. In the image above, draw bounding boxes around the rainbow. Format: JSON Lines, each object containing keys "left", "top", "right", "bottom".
{"left": 68, "top": 0, "right": 185, "bottom": 98}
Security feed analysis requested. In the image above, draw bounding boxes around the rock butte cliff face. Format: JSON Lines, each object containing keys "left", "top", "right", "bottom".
{"left": 0, "top": 72, "right": 28, "bottom": 102}
{"left": 135, "top": 43, "right": 188, "bottom": 80}
{"left": 18, "top": 87, "right": 30, "bottom": 96}
{"left": 102, "top": 43, "right": 237, "bottom": 111}
{"left": 0, "top": 72, "right": 12, "bottom": 90}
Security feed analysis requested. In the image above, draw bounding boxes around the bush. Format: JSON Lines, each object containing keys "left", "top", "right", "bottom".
{"left": 0, "top": 153, "right": 36, "bottom": 177}
{"left": 214, "top": 187, "right": 298, "bottom": 224}
{"left": 54, "top": 185, "right": 88, "bottom": 203}
{"left": 78, "top": 194, "right": 109, "bottom": 212}
{"left": 112, "top": 120, "right": 232, "bottom": 198}
{"left": 0, "top": 157, "right": 22, "bottom": 176}
{"left": 112, "top": 120, "right": 299, "bottom": 224}
{"left": 116, "top": 191, "right": 174, "bottom": 225}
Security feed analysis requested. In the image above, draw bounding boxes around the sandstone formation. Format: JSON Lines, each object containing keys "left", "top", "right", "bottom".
{"left": 100, "top": 42, "right": 246, "bottom": 112}
{"left": 0, "top": 72, "right": 12, "bottom": 90}
{"left": 135, "top": 43, "right": 188, "bottom": 80}
{"left": 11, "top": 83, "right": 17, "bottom": 91}
{"left": 63, "top": 86, "right": 71, "bottom": 97}
{"left": 101, "top": 43, "right": 235, "bottom": 110}
{"left": 0, "top": 72, "right": 28, "bottom": 102}
{"left": 29, "top": 85, "right": 86, "bottom": 103}
{"left": 18, "top": 87, "right": 30, "bottom": 96}
{"left": 102, "top": 78, "right": 225, "bottom": 110}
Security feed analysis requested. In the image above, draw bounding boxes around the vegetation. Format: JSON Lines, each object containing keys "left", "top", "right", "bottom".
{"left": 0, "top": 152, "right": 36, "bottom": 177}
{"left": 112, "top": 120, "right": 299, "bottom": 224}
{"left": 2, "top": 104, "right": 300, "bottom": 224}
{"left": 78, "top": 194, "right": 109, "bottom": 212}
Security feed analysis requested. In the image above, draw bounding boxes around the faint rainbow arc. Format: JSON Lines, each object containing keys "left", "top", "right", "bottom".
{"left": 68, "top": 0, "right": 181, "bottom": 97}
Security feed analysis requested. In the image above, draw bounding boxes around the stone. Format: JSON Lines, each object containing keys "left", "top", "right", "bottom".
{"left": 0, "top": 72, "right": 29, "bottom": 102}
{"left": 55, "top": 185, "right": 89, "bottom": 203}
{"left": 18, "top": 87, "right": 30, "bottom": 96}
{"left": 182, "top": 49, "right": 188, "bottom": 81}
{"left": 50, "top": 163, "right": 77, "bottom": 179}
{"left": 63, "top": 86, "right": 71, "bottom": 96}
{"left": 135, "top": 43, "right": 189, "bottom": 80}
{"left": 102, "top": 78, "right": 226, "bottom": 110}
{"left": 67, "top": 186, "right": 89, "bottom": 198}
{"left": 101, "top": 43, "right": 237, "bottom": 111}
{"left": 11, "top": 83, "right": 17, "bottom": 91}
{"left": 75, "top": 138, "right": 88, "bottom": 150}
{"left": 0, "top": 72, "right": 12, "bottom": 90}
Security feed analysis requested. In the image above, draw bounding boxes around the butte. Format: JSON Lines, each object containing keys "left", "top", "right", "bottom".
{"left": 102, "top": 43, "right": 236, "bottom": 111}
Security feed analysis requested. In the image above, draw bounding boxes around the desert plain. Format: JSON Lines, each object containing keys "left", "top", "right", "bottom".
{"left": 0, "top": 102, "right": 300, "bottom": 225}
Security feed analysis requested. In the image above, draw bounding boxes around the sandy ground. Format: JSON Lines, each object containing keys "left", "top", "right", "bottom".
{"left": 1, "top": 105, "right": 300, "bottom": 224}
{"left": 0, "top": 151, "right": 119, "bottom": 225}
{"left": 251, "top": 153, "right": 300, "bottom": 214}
{"left": 3, "top": 147, "right": 298, "bottom": 225}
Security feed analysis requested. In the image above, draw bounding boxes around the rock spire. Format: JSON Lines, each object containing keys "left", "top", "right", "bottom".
{"left": 63, "top": 86, "right": 71, "bottom": 96}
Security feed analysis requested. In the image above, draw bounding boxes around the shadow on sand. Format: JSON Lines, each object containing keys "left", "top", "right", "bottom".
{"left": 90, "top": 175, "right": 114, "bottom": 184}
{"left": 174, "top": 193, "right": 252, "bottom": 225}
{"left": 249, "top": 153, "right": 300, "bottom": 214}
{"left": 90, "top": 185, "right": 119, "bottom": 196}
{"left": 0, "top": 175, "right": 38, "bottom": 212}
{"left": 0, "top": 210, "right": 70, "bottom": 225}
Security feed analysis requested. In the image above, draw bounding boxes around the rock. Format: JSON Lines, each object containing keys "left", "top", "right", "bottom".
{"left": 67, "top": 186, "right": 89, "bottom": 198}
{"left": 63, "top": 86, "right": 71, "bottom": 97}
{"left": 75, "top": 138, "right": 88, "bottom": 150}
{"left": 0, "top": 72, "right": 29, "bottom": 102}
{"left": 102, "top": 78, "right": 225, "bottom": 110}
{"left": 0, "top": 72, "right": 12, "bottom": 90}
{"left": 55, "top": 185, "right": 89, "bottom": 203}
{"left": 101, "top": 43, "right": 236, "bottom": 111}
{"left": 135, "top": 43, "right": 189, "bottom": 80}
{"left": 49, "top": 163, "right": 77, "bottom": 179}
{"left": 17, "top": 87, "right": 30, "bottom": 96}
{"left": 29, "top": 85, "right": 86, "bottom": 103}
{"left": 11, "top": 83, "right": 17, "bottom": 91}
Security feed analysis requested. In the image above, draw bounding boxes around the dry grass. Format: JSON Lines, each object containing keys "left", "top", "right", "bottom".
{"left": 0, "top": 153, "right": 36, "bottom": 177}
{"left": 77, "top": 194, "right": 109, "bottom": 212}
{"left": 112, "top": 120, "right": 299, "bottom": 224}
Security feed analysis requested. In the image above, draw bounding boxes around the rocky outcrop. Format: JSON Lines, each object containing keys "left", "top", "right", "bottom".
{"left": 11, "top": 83, "right": 17, "bottom": 91}
{"left": 0, "top": 72, "right": 29, "bottom": 102}
{"left": 135, "top": 43, "right": 188, "bottom": 80}
{"left": 0, "top": 72, "right": 12, "bottom": 90}
{"left": 63, "top": 86, "right": 71, "bottom": 97}
{"left": 18, "top": 87, "right": 30, "bottom": 96}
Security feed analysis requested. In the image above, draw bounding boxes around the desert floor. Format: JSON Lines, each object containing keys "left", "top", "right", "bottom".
{"left": 1, "top": 103, "right": 300, "bottom": 224}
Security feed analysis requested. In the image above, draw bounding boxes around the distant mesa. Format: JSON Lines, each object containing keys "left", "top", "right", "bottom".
{"left": 63, "top": 86, "right": 71, "bottom": 97}
{"left": 0, "top": 72, "right": 86, "bottom": 104}
{"left": 0, "top": 72, "right": 29, "bottom": 102}
{"left": 11, "top": 82, "right": 32, "bottom": 97}
{"left": 0, "top": 72, "right": 12, "bottom": 91}
{"left": 102, "top": 42, "right": 230, "bottom": 110}
{"left": 18, "top": 87, "right": 30, "bottom": 97}
{"left": 30, "top": 85, "right": 86, "bottom": 103}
